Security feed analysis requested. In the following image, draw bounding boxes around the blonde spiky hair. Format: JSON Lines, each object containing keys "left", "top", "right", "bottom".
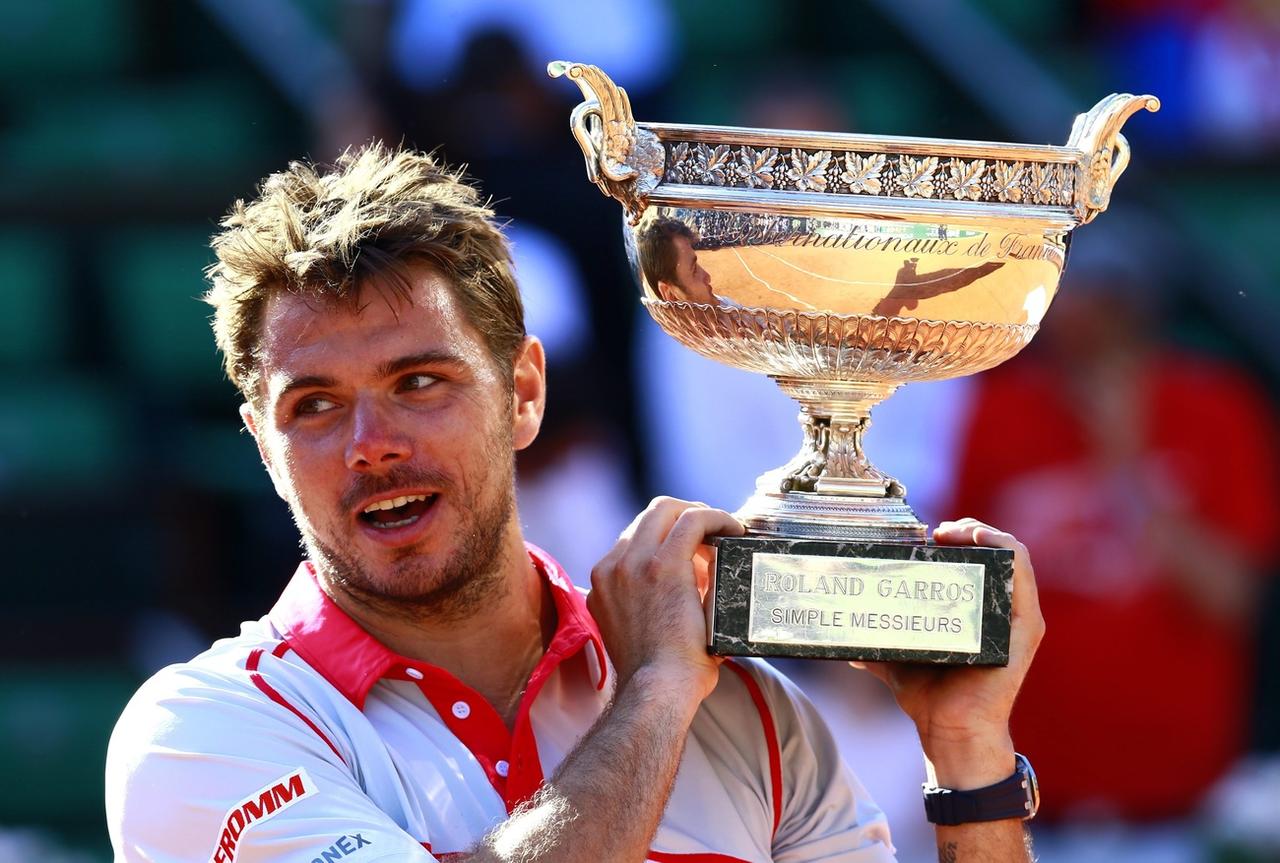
{"left": 204, "top": 143, "right": 524, "bottom": 399}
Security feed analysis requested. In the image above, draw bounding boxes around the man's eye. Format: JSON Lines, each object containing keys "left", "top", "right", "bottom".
{"left": 399, "top": 373, "right": 438, "bottom": 392}
{"left": 296, "top": 396, "right": 338, "bottom": 415}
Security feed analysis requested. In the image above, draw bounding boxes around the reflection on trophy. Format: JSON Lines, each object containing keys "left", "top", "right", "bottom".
{"left": 551, "top": 60, "right": 1157, "bottom": 665}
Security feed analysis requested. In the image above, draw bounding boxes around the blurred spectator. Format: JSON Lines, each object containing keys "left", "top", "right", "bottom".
{"left": 947, "top": 215, "right": 1280, "bottom": 859}
{"left": 389, "top": 0, "right": 675, "bottom": 96}
{"left": 1189, "top": 1, "right": 1280, "bottom": 154}
{"left": 1092, "top": 0, "right": 1280, "bottom": 155}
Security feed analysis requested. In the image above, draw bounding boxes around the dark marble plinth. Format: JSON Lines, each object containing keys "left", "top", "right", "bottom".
{"left": 710, "top": 536, "right": 1013, "bottom": 665}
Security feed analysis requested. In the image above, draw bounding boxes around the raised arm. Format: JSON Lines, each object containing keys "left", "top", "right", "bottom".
{"left": 460, "top": 498, "right": 744, "bottom": 863}
{"left": 854, "top": 518, "right": 1045, "bottom": 863}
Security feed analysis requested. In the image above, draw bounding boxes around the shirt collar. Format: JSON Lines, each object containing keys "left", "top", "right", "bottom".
{"left": 268, "top": 543, "right": 608, "bottom": 708}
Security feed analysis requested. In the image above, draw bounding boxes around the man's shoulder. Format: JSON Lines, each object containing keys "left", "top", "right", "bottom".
{"left": 701, "top": 657, "right": 824, "bottom": 740}
{"left": 132, "top": 617, "right": 280, "bottom": 692}
{"left": 710, "top": 656, "right": 808, "bottom": 705}
{"left": 109, "top": 618, "right": 300, "bottom": 756}
{"left": 701, "top": 657, "right": 852, "bottom": 770}
{"left": 105, "top": 621, "right": 374, "bottom": 861}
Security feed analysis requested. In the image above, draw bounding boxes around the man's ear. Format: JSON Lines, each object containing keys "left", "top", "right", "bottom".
{"left": 510, "top": 336, "right": 547, "bottom": 452}
{"left": 240, "top": 402, "right": 289, "bottom": 502}
{"left": 656, "top": 280, "right": 679, "bottom": 303}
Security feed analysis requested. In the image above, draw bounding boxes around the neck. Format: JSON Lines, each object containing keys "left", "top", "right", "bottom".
{"left": 323, "top": 532, "right": 556, "bottom": 727}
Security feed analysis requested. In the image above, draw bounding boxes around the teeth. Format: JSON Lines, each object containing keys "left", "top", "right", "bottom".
{"left": 362, "top": 493, "right": 430, "bottom": 514}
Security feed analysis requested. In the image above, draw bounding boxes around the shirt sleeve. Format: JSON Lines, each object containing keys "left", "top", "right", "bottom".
{"left": 738, "top": 660, "right": 900, "bottom": 863}
{"left": 105, "top": 665, "right": 439, "bottom": 863}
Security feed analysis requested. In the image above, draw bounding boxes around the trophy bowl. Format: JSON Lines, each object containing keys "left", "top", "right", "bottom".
{"left": 551, "top": 60, "right": 1157, "bottom": 663}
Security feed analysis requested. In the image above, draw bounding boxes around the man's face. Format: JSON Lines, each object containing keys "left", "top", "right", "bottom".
{"left": 663, "top": 236, "right": 715, "bottom": 305}
{"left": 243, "top": 264, "right": 544, "bottom": 617}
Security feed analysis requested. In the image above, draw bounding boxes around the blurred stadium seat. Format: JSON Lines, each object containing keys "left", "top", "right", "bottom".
{"left": 0, "top": 229, "right": 71, "bottom": 366}
{"left": 0, "top": 667, "right": 138, "bottom": 837}
{"left": 100, "top": 226, "right": 223, "bottom": 393}
{"left": 0, "top": 374, "right": 130, "bottom": 491}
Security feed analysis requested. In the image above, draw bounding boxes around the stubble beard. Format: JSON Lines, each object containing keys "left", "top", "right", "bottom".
{"left": 298, "top": 458, "right": 519, "bottom": 625}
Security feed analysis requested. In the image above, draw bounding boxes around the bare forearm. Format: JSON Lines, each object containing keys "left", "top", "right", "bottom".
{"left": 888, "top": 522, "right": 1044, "bottom": 863}
{"left": 935, "top": 823, "right": 1033, "bottom": 863}
{"left": 925, "top": 733, "right": 1033, "bottom": 863}
{"left": 463, "top": 668, "right": 699, "bottom": 863}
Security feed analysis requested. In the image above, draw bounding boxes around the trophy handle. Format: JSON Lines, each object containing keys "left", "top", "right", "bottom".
{"left": 1067, "top": 93, "right": 1160, "bottom": 224}
{"left": 548, "top": 60, "right": 664, "bottom": 224}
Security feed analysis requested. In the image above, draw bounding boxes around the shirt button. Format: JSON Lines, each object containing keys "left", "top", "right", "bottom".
{"left": 405, "top": 668, "right": 424, "bottom": 680}
{"left": 495, "top": 760, "right": 510, "bottom": 777}
{"left": 451, "top": 700, "right": 471, "bottom": 719}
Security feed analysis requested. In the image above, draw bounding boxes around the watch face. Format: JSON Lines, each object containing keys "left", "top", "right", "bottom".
{"left": 1017, "top": 753, "right": 1040, "bottom": 819}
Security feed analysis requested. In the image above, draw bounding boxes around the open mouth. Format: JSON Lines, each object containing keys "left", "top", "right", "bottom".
{"left": 357, "top": 493, "right": 437, "bottom": 530}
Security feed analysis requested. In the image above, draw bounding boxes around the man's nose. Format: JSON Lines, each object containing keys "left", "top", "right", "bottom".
{"left": 345, "top": 398, "right": 412, "bottom": 471}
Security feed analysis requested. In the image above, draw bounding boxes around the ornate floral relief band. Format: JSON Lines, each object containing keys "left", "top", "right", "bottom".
{"left": 663, "top": 141, "right": 1076, "bottom": 207}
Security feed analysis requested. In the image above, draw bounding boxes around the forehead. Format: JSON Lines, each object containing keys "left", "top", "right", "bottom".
{"left": 257, "top": 266, "right": 489, "bottom": 389}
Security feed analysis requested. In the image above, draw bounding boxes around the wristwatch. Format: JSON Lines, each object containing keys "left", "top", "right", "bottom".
{"left": 922, "top": 752, "right": 1039, "bottom": 825}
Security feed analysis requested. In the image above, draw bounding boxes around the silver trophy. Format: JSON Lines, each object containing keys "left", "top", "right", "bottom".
{"left": 552, "top": 60, "right": 1157, "bottom": 664}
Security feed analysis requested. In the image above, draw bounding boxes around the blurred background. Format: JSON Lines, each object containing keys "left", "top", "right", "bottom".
{"left": 1, "top": 1, "right": 1278, "bottom": 861}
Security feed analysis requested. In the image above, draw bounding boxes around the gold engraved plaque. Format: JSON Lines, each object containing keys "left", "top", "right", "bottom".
{"left": 748, "top": 553, "right": 984, "bottom": 653}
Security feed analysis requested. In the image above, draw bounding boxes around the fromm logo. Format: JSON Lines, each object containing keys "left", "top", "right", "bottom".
{"left": 210, "top": 768, "right": 315, "bottom": 862}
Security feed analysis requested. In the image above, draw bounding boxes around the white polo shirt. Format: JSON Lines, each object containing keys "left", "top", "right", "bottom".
{"left": 106, "top": 544, "right": 896, "bottom": 863}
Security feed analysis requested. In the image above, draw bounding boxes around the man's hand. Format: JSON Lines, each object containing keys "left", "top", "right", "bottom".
{"left": 459, "top": 498, "right": 744, "bottom": 863}
{"left": 852, "top": 518, "right": 1045, "bottom": 788}
{"left": 588, "top": 497, "right": 745, "bottom": 705}
{"left": 853, "top": 518, "right": 1044, "bottom": 862}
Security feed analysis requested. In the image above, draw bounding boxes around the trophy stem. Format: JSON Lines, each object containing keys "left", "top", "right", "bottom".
{"left": 774, "top": 378, "right": 905, "bottom": 497}
{"left": 734, "top": 377, "right": 928, "bottom": 543}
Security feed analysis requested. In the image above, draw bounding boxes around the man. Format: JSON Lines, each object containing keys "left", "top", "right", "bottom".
{"left": 106, "top": 144, "right": 1044, "bottom": 862}
{"left": 637, "top": 217, "right": 723, "bottom": 306}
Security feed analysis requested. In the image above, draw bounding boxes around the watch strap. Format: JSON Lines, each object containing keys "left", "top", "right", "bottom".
{"left": 922, "top": 753, "right": 1037, "bottom": 826}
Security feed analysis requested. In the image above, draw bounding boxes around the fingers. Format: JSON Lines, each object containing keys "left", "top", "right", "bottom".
{"left": 589, "top": 498, "right": 742, "bottom": 701}
{"left": 620, "top": 496, "right": 700, "bottom": 547}
{"left": 932, "top": 516, "right": 1010, "bottom": 547}
{"left": 848, "top": 660, "right": 892, "bottom": 687}
{"left": 936, "top": 517, "right": 1045, "bottom": 662}
{"left": 593, "top": 497, "right": 743, "bottom": 592}
{"left": 594, "top": 497, "right": 689, "bottom": 586}
{"left": 603, "top": 497, "right": 741, "bottom": 576}
{"left": 692, "top": 545, "right": 715, "bottom": 597}
{"left": 655, "top": 506, "right": 744, "bottom": 571}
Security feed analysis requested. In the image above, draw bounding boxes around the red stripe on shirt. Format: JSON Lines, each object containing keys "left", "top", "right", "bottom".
{"left": 724, "top": 659, "right": 783, "bottom": 838}
{"left": 421, "top": 840, "right": 468, "bottom": 861}
{"left": 245, "top": 646, "right": 346, "bottom": 765}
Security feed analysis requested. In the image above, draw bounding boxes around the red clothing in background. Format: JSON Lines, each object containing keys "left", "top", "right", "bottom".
{"left": 949, "top": 352, "right": 1279, "bottom": 820}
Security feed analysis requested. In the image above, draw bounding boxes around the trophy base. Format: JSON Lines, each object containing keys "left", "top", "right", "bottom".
{"left": 736, "top": 486, "right": 927, "bottom": 543}
{"left": 708, "top": 536, "right": 1013, "bottom": 665}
